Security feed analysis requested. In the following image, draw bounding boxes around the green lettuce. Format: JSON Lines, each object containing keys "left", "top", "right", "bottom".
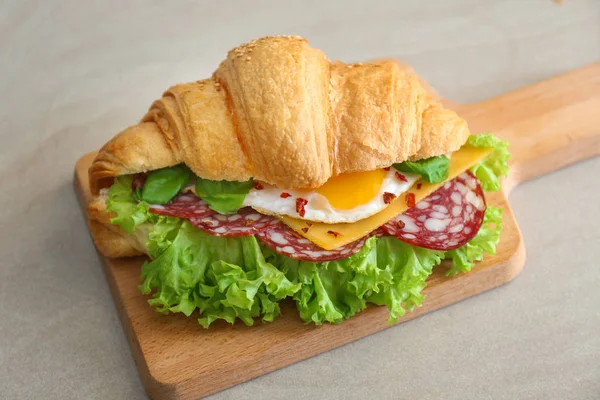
{"left": 139, "top": 220, "right": 301, "bottom": 327}
{"left": 135, "top": 217, "right": 445, "bottom": 327}
{"left": 445, "top": 206, "right": 503, "bottom": 276}
{"left": 394, "top": 155, "right": 450, "bottom": 183}
{"left": 467, "top": 134, "right": 510, "bottom": 192}
{"left": 106, "top": 176, "right": 153, "bottom": 233}
{"left": 264, "top": 237, "right": 444, "bottom": 325}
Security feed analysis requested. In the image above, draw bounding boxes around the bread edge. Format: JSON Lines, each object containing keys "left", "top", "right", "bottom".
{"left": 87, "top": 195, "right": 146, "bottom": 258}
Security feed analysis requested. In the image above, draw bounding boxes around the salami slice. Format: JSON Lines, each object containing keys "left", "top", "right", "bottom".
{"left": 188, "top": 208, "right": 280, "bottom": 237}
{"left": 149, "top": 193, "right": 213, "bottom": 219}
{"left": 149, "top": 193, "right": 279, "bottom": 236}
{"left": 382, "top": 171, "right": 486, "bottom": 250}
{"left": 257, "top": 223, "right": 369, "bottom": 262}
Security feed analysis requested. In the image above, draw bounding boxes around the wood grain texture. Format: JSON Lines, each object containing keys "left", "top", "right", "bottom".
{"left": 74, "top": 61, "right": 600, "bottom": 400}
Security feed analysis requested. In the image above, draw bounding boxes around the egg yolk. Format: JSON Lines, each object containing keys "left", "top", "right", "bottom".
{"left": 315, "top": 169, "right": 387, "bottom": 210}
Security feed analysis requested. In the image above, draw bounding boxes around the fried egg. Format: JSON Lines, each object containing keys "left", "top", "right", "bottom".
{"left": 242, "top": 168, "right": 420, "bottom": 223}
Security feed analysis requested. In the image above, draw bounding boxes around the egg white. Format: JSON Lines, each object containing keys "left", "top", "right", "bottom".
{"left": 242, "top": 169, "right": 420, "bottom": 223}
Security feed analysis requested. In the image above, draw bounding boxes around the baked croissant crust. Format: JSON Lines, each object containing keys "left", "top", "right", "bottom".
{"left": 89, "top": 35, "right": 470, "bottom": 195}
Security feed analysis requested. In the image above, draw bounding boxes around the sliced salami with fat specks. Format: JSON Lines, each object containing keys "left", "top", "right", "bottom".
{"left": 188, "top": 208, "right": 280, "bottom": 237}
{"left": 257, "top": 223, "right": 369, "bottom": 262}
{"left": 382, "top": 171, "right": 486, "bottom": 250}
{"left": 149, "top": 193, "right": 279, "bottom": 236}
{"left": 149, "top": 193, "right": 213, "bottom": 219}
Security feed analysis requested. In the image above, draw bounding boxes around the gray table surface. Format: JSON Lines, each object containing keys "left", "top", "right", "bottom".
{"left": 1, "top": 1, "right": 599, "bottom": 399}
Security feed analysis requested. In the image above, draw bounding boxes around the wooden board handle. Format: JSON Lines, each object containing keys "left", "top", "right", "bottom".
{"left": 456, "top": 62, "right": 600, "bottom": 190}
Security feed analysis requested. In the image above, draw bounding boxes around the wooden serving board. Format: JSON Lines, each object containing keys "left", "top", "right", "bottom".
{"left": 74, "top": 62, "right": 600, "bottom": 400}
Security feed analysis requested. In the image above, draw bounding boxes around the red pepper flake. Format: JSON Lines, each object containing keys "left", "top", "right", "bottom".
{"left": 327, "top": 230, "right": 341, "bottom": 238}
{"left": 200, "top": 220, "right": 214, "bottom": 227}
{"left": 301, "top": 227, "right": 309, "bottom": 233}
{"left": 280, "top": 192, "right": 292, "bottom": 199}
{"left": 396, "top": 220, "right": 406, "bottom": 229}
{"left": 405, "top": 193, "right": 416, "bottom": 208}
{"left": 290, "top": 230, "right": 304, "bottom": 239}
{"left": 296, "top": 198, "right": 308, "bottom": 217}
{"left": 306, "top": 221, "right": 313, "bottom": 227}
{"left": 395, "top": 171, "right": 408, "bottom": 182}
{"left": 245, "top": 219, "right": 255, "bottom": 226}
{"left": 383, "top": 167, "right": 390, "bottom": 171}
{"left": 382, "top": 192, "right": 397, "bottom": 204}
{"left": 416, "top": 183, "right": 422, "bottom": 190}
{"left": 253, "top": 182, "right": 264, "bottom": 190}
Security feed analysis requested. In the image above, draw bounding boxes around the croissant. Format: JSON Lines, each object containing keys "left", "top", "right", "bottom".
{"left": 89, "top": 35, "right": 470, "bottom": 195}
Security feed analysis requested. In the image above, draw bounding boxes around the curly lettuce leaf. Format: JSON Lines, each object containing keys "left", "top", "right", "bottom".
{"left": 445, "top": 206, "right": 503, "bottom": 276}
{"left": 145, "top": 215, "right": 183, "bottom": 259}
{"left": 139, "top": 220, "right": 301, "bottom": 328}
{"left": 195, "top": 178, "right": 254, "bottom": 215}
{"left": 394, "top": 155, "right": 450, "bottom": 183}
{"left": 265, "top": 238, "right": 383, "bottom": 324}
{"left": 467, "top": 134, "right": 510, "bottom": 192}
{"left": 106, "top": 176, "right": 153, "bottom": 233}
{"left": 264, "top": 236, "right": 445, "bottom": 325}
{"left": 368, "top": 237, "right": 445, "bottom": 323}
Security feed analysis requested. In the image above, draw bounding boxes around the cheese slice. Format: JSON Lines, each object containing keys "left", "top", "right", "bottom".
{"left": 281, "top": 146, "right": 492, "bottom": 250}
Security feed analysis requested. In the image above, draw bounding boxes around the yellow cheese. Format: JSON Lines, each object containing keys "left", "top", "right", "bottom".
{"left": 281, "top": 146, "right": 492, "bottom": 250}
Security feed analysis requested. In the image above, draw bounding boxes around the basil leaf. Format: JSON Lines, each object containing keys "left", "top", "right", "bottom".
{"left": 195, "top": 178, "right": 253, "bottom": 214}
{"left": 394, "top": 155, "right": 450, "bottom": 183}
{"left": 141, "top": 165, "right": 192, "bottom": 204}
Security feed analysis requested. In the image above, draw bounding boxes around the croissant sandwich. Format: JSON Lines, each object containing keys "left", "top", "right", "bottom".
{"left": 87, "top": 36, "right": 510, "bottom": 327}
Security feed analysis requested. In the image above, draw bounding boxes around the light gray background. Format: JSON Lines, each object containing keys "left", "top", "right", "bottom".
{"left": 1, "top": 1, "right": 599, "bottom": 399}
